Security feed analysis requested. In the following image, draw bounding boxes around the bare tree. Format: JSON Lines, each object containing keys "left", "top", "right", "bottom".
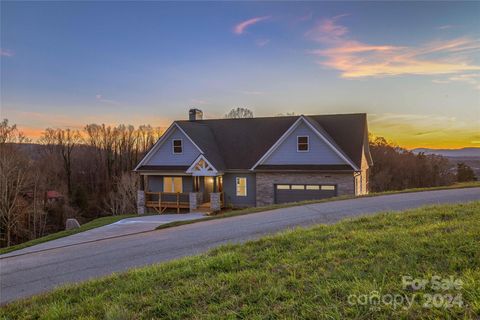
{"left": 0, "top": 120, "right": 30, "bottom": 246}
{"left": 225, "top": 107, "right": 254, "bottom": 119}
{"left": 104, "top": 172, "right": 138, "bottom": 215}
{"left": 40, "top": 128, "right": 82, "bottom": 197}
{"left": 1, "top": 120, "right": 165, "bottom": 248}
{"left": 0, "top": 119, "right": 29, "bottom": 144}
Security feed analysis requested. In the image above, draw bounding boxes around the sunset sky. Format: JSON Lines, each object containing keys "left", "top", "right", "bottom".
{"left": 1, "top": 1, "right": 479, "bottom": 149}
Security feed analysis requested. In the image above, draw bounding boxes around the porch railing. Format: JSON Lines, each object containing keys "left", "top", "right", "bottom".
{"left": 145, "top": 192, "right": 190, "bottom": 214}
{"left": 144, "top": 191, "right": 225, "bottom": 213}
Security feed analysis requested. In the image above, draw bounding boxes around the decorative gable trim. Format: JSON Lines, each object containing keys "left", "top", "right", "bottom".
{"left": 133, "top": 122, "right": 204, "bottom": 171}
{"left": 250, "top": 115, "right": 360, "bottom": 171}
{"left": 186, "top": 154, "right": 220, "bottom": 176}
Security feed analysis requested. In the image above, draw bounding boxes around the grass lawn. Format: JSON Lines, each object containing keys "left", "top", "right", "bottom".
{"left": 2, "top": 201, "right": 479, "bottom": 319}
{"left": 0, "top": 214, "right": 137, "bottom": 255}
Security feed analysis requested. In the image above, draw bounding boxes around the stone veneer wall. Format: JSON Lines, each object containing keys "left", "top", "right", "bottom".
{"left": 256, "top": 172, "right": 355, "bottom": 207}
{"left": 137, "top": 190, "right": 145, "bottom": 215}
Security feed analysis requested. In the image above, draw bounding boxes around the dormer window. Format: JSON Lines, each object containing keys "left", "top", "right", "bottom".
{"left": 297, "top": 136, "right": 309, "bottom": 152}
{"left": 172, "top": 139, "right": 183, "bottom": 154}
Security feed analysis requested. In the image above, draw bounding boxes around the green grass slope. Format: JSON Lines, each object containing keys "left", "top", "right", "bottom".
{"left": 0, "top": 215, "right": 137, "bottom": 255}
{"left": 2, "top": 202, "right": 479, "bottom": 319}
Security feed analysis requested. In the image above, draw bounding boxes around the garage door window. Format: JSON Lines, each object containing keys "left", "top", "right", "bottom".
{"left": 236, "top": 177, "right": 247, "bottom": 196}
{"left": 291, "top": 185, "right": 305, "bottom": 190}
{"left": 274, "top": 183, "right": 338, "bottom": 204}
{"left": 321, "top": 185, "right": 336, "bottom": 190}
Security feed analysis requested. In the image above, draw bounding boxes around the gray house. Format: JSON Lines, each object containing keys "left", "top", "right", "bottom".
{"left": 134, "top": 109, "right": 372, "bottom": 213}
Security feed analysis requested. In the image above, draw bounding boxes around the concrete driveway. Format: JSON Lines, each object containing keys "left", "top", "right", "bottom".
{"left": 1, "top": 213, "right": 205, "bottom": 258}
{"left": 1, "top": 188, "right": 479, "bottom": 304}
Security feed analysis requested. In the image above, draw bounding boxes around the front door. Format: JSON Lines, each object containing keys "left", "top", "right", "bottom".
{"left": 203, "top": 177, "right": 214, "bottom": 202}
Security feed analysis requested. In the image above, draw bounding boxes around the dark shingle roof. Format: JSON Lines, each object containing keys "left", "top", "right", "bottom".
{"left": 176, "top": 113, "right": 369, "bottom": 171}
{"left": 137, "top": 165, "right": 189, "bottom": 171}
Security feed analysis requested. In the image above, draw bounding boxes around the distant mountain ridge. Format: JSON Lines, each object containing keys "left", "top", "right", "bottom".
{"left": 411, "top": 147, "right": 480, "bottom": 158}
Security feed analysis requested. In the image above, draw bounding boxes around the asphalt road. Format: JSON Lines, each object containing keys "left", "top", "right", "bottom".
{"left": 1, "top": 188, "right": 479, "bottom": 304}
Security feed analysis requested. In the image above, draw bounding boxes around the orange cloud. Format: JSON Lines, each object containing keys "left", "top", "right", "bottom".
{"left": 233, "top": 16, "right": 271, "bottom": 35}
{"left": 307, "top": 16, "right": 480, "bottom": 79}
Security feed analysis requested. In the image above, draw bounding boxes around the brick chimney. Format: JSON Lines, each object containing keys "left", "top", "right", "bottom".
{"left": 189, "top": 108, "right": 203, "bottom": 121}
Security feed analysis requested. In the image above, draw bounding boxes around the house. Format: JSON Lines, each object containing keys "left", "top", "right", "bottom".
{"left": 134, "top": 109, "right": 373, "bottom": 213}
{"left": 24, "top": 190, "right": 64, "bottom": 205}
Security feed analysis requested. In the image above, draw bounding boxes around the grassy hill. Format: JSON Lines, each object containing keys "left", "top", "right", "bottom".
{"left": 1, "top": 201, "right": 479, "bottom": 319}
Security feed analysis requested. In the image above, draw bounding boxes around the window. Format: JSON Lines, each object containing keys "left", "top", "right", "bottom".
{"left": 321, "top": 185, "right": 336, "bottom": 191}
{"left": 276, "top": 185, "right": 290, "bottom": 190}
{"left": 306, "top": 185, "right": 320, "bottom": 190}
{"left": 163, "top": 177, "right": 183, "bottom": 193}
{"left": 291, "top": 185, "right": 305, "bottom": 190}
{"left": 236, "top": 177, "right": 247, "bottom": 197}
{"left": 297, "top": 136, "right": 309, "bottom": 152}
{"left": 172, "top": 139, "right": 183, "bottom": 154}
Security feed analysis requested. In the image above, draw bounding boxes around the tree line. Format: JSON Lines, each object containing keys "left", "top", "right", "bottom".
{"left": 368, "top": 136, "right": 475, "bottom": 192}
{"left": 0, "top": 119, "right": 163, "bottom": 247}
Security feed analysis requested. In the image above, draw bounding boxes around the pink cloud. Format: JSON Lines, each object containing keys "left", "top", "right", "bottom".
{"left": 233, "top": 16, "right": 271, "bottom": 35}
{"left": 305, "top": 14, "right": 349, "bottom": 43}
{"left": 256, "top": 38, "right": 270, "bottom": 47}
{"left": 306, "top": 16, "right": 480, "bottom": 79}
{"left": 95, "top": 93, "right": 119, "bottom": 105}
{"left": 437, "top": 25, "right": 454, "bottom": 30}
{"left": 0, "top": 49, "right": 14, "bottom": 57}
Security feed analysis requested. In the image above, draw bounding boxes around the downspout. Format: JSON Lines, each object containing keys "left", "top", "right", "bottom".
{"left": 353, "top": 171, "right": 362, "bottom": 196}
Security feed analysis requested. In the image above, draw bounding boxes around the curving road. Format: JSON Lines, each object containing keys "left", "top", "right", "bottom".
{"left": 1, "top": 188, "right": 479, "bottom": 304}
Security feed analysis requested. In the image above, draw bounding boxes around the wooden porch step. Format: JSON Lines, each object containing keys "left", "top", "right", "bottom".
{"left": 198, "top": 202, "right": 211, "bottom": 209}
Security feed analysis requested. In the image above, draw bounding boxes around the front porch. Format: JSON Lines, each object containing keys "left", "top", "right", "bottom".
{"left": 138, "top": 175, "right": 225, "bottom": 214}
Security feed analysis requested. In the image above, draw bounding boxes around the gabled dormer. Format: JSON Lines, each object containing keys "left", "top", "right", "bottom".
{"left": 251, "top": 116, "right": 359, "bottom": 170}
{"left": 134, "top": 123, "right": 203, "bottom": 170}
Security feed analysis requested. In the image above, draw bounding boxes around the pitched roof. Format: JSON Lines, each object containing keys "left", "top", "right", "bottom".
{"left": 175, "top": 113, "right": 369, "bottom": 170}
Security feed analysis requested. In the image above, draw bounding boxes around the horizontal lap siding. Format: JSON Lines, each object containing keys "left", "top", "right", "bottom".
{"left": 147, "top": 127, "right": 201, "bottom": 166}
{"left": 264, "top": 122, "right": 346, "bottom": 165}
{"left": 222, "top": 173, "right": 256, "bottom": 207}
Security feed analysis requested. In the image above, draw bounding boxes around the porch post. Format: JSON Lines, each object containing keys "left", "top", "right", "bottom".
{"left": 210, "top": 175, "right": 221, "bottom": 212}
{"left": 189, "top": 175, "right": 199, "bottom": 212}
{"left": 137, "top": 174, "right": 146, "bottom": 215}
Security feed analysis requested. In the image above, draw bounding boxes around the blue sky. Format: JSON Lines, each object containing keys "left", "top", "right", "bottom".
{"left": 1, "top": 1, "right": 479, "bottom": 148}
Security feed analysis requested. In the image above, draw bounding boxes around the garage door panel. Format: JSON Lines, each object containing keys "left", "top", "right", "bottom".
{"left": 274, "top": 184, "right": 337, "bottom": 204}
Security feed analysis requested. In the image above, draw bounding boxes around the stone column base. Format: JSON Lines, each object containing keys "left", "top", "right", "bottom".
{"left": 189, "top": 192, "right": 199, "bottom": 211}
{"left": 137, "top": 190, "right": 145, "bottom": 215}
{"left": 210, "top": 192, "right": 221, "bottom": 212}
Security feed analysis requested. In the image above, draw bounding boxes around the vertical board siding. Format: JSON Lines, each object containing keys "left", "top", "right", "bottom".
{"left": 146, "top": 127, "right": 201, "bottom": 166}
{"left": 264, "top": 122, "right": 347, "bottom": 165}
{"left": 222, "top": 173, "right": 256, "bottom": 207}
